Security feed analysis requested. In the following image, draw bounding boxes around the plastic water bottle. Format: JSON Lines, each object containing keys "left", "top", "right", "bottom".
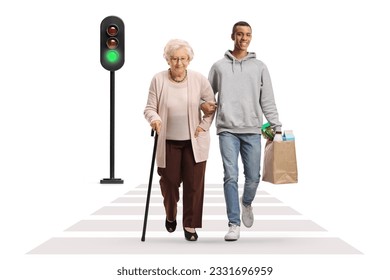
{"left": 261, "top": 123, "right": 274, "bottom": 140}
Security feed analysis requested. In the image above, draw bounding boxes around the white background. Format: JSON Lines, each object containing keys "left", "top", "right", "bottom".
{"left": 1, "top": 0, "right": 390, "bottom": 279}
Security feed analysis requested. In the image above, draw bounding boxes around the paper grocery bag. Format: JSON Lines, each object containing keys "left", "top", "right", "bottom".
{"left": 262, "top": 140, "right": 298, "bottom": 184}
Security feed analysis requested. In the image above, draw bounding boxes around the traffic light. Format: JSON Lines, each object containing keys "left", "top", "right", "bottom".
{"left": 100, "top": 16, "right": 125, "bottom": 71}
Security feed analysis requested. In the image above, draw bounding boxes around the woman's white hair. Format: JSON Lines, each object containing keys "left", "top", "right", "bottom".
{"left": 163, "top": 39, "right": 194, "bottom": 62}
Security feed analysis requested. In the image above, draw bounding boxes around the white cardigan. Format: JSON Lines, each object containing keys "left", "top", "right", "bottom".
{"left": 144, "top": 70, "right": 216, "bottom": 168}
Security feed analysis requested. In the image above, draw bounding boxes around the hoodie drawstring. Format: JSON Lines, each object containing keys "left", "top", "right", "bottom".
{"left": 231, "top": 58, "right": 244, "bottom": 73}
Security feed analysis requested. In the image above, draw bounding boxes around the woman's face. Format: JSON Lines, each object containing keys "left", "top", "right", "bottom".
{"left": 168, "top": 47, "right": 190, "bottom": 74}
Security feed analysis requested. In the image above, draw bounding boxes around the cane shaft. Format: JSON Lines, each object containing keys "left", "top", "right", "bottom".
{"left": 141, "top": 131, "right": 158, "bottom": 241}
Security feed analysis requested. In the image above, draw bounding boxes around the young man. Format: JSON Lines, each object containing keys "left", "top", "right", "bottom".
{"left": 203, "top": 21, "right": 282, "bottom": 241}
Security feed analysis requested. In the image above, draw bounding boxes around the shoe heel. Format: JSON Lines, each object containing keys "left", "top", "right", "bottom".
{"left": 165, "top": 219, "right": 177, "bottom": 233}
{"left": 184, "top": 228, "right": 198, "bottom": 241}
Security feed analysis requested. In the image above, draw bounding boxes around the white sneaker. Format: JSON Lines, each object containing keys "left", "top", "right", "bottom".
{"left": 224, "top": 224, "right": 240, "bottom": 241}
{"left": 241, "top": 197, "right": 254, "bottom": 228}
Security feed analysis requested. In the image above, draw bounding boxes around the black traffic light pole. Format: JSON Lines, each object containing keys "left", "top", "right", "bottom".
{"left": 100, "top": 71, "right": 123, "bottom": 184}
{"left": 100, "top": 15, "right": 125, "bottom": 184}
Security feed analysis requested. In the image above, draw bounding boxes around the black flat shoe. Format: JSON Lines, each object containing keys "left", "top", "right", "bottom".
{"left": 184, "top": 228, "right": 198, "bottom": 241}
{"left": 165, "top": 219, "right": 177, "bottom": 233}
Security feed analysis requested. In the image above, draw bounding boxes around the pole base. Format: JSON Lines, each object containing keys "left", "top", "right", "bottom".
{"left": 100, "top": 178, "right": 124, "bottom": 184}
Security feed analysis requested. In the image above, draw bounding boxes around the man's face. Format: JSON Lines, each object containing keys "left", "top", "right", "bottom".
{"left": 232, "top": 25, "right": 252, "bottom": 51}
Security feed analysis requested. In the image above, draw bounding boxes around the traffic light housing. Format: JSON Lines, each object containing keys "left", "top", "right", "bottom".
{"left": 100, "top": 16, "right": 125, "bottom": 71}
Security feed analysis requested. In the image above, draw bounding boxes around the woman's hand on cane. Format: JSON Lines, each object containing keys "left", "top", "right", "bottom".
{"left": 151, "top": 120, "right": 162, "bottom": 135}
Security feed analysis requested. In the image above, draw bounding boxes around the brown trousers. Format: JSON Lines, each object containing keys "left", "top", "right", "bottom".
{"left": 157, "top": 140, "right": 206, "bottom": 228}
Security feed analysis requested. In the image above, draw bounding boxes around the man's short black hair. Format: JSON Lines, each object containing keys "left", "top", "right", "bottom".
{"left": 231, "top": 21, "right": 252, "bottom": 37}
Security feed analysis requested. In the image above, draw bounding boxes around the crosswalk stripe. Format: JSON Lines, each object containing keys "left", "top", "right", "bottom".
{"left": 66, "top": 219, "right": 326, "bottom": 232}
{"left": 28, "top": 237, "right": 362, "bottom": 254}
{"left": 92, "top": 206, "right": 301, "bottom": 216}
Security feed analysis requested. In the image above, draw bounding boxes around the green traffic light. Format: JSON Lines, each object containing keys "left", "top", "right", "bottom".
{"left": 106, "top": 50, "right": 120, "bottom": 63}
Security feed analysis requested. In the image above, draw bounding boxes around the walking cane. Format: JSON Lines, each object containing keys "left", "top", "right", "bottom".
{"left": 141, "top": 129, "right": 158, "bottom": 241}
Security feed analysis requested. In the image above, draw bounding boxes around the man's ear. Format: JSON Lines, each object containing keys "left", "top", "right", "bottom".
{"left": 231, "top": 33, "right": 235, "bottom": 40}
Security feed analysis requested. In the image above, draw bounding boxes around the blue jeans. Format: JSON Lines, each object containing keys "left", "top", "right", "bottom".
{"left": 219, "top": 132, "right": 261, "bottom": 226}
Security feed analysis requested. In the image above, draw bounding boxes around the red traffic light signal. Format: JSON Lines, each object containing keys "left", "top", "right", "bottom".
{"left": 100, "top": 16, "right": 125, "bottom": 71}
{"left": 107, "top": 25, "right": 118, "bottom": 36}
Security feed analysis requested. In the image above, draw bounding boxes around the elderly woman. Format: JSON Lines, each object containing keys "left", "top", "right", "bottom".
{"left": 144, "top": 39, "right": 215, "bottom": 241}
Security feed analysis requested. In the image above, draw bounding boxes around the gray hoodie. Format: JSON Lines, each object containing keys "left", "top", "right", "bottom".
{"left": 208, "top": 50, "right": 282, "bottom": 134}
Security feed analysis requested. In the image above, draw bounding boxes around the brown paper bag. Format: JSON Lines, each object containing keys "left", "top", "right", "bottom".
{"left": 262, "top": 140, "right": 298, "bottom": 184}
